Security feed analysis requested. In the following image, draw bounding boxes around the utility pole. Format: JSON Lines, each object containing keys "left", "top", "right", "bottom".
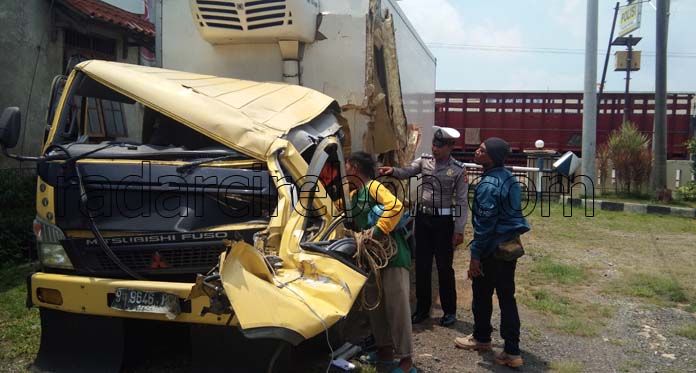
{"left": 651, "top": 0, "right": 670, "bottom": 193}
{"left": 598, "top": 2, "right": 620, "bottom": 98}
{"left": 155, "top": 0, "right": 163, "bottom": 67}
{"left": 624, "top": 35, "right": 634, "bottom": 123}
{"left": 582, "top": 0, "right": 598, "bottom": 186}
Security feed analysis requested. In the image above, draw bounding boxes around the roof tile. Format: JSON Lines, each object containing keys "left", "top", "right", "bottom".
{"left": 63, "top": 0, "right": 154, "bottom": 38}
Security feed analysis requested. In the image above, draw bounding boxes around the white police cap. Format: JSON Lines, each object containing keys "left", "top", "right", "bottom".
{"left": 433, "top": 126, "right": 460, "bottom": 140}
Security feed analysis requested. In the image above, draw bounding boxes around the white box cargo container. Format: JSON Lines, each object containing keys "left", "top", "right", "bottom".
{"left": 156, "top": 0, "right": 436, "bottom": 159}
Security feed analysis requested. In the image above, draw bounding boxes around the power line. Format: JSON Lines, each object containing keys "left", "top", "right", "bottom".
{"left": 426, "top": 42, "right": 696, "bottom": 58}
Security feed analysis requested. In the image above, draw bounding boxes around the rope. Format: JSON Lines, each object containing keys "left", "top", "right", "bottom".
{"left": 348, "top": 227, "right": 397, "bottom": 311}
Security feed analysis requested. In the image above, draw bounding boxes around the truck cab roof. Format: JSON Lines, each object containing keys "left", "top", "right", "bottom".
{"left": 71, "top": 60, "right": 341, "bottom": 160}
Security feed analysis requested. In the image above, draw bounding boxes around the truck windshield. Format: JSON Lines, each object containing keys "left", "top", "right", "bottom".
{"left": 51, "top": 72, "right": 229, "bottom": 152}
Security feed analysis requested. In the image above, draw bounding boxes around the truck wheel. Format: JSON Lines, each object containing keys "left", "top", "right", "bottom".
{"left": 33, "top": 308, "right": 125, "bottom": 373}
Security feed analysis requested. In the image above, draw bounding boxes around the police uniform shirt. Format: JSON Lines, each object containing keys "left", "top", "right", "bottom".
{"left": 391, "top": 154, "right": 468, "bottom": 234}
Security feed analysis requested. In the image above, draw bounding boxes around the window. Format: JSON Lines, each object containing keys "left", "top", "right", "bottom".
{"left": 63, "top": 32, "right": 117, "bottom": 77}
{"left": 85, "top": 98, "right": 128, "bottom": 138}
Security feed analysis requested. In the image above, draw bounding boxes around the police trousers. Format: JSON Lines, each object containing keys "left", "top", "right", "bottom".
{"left": 414, "top": 213, "right": 456, "bottom": 315}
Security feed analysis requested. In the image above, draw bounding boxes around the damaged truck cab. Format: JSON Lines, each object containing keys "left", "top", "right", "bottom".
{"left": 0, "top": 60, "right": 368, "bottom": 371}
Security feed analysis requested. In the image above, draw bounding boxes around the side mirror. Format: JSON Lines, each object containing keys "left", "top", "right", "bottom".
{"left": 46, "top": 75, "right": 67, "bottom": 126}
{"left": 0, "top": 107, "right": 21, "bottom": 149}
{"left": 553, "top": 151, "right": 581, "bottom": 176}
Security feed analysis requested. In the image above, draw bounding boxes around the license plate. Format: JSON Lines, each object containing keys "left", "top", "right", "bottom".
{"left": 110, "top": 288, "right": 181, "bottom": 319}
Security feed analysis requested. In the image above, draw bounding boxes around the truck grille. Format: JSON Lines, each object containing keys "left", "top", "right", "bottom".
{"left": 60, "top": 230, "right": 261, "bottom": 278}
{"left": 194, "top": 0, "right": 289, "bottom": 31}
{"left": 95, "top": 246, "right": 225, "bottom": 272}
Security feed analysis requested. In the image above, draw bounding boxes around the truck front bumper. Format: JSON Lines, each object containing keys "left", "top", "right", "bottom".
{"left": 29, "top": 272, "right": 232, "bottom": 325}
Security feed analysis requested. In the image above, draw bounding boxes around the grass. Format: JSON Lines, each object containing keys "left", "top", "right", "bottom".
{"left": 674, "top": 323, "right": 696, "bottom": 340}
{"left": 524, "top": 203, "right": 695, "bottom": 302}
{"left": 520, "top": 288, "right": 609, "bottom": 337}
{"left": 530, "top": 257, "right": 587, "bottom": 285}
{"left": 525, "top": 325, "right": 542, "bottom": 342}
{"left": 594, "top": 192, "right": 696, "bottom": 209}
{"left": 618, "top": 360, "right": 642, "bottom": 372}
{"left": 549, "top": 360, "right": 583, "bottom": 373}
{"left": 607, "top": 272, "right": 690, "bottom": 306}
{"left": 528, "top": 200, "right": 696, "bottom": 235}
{"left": 556, "top": 319, "right": 597, "bottom": 337}
{"left": 355, "top": 363, "right": 377, "bottom": 373}
{"left": 524, "top": 289, "right": 573, "bottom": 316}
{"left": 0, "top": 264, "right": 40, "bottom": 365}
{"left": 516, "top": 203, "right": 694, "bottom": 346}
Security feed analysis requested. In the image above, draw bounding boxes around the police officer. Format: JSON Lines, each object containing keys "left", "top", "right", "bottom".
{"left": 379, "top": 126, "right": 468, "bottom": 327}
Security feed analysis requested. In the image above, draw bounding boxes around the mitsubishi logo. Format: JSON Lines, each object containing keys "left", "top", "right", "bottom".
{"left": 150, "top": 252, "right": 169, "bottom": 269}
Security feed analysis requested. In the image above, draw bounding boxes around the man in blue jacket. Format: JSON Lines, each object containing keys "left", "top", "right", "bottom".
{"left": 453, "top": 138, "right": 530, "bottom": 368}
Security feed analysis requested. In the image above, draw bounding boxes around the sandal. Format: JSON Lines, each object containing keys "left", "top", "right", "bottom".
{"left": 358, "top": 351, "right": 397, "bottom": 365}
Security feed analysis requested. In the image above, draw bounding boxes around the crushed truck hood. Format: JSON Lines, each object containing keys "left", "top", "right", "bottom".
{"left": 75, "top": 60, "right": 338, "bottom": 159}
{"left": 217, "top": 240, "right": 365, "bottom": 344}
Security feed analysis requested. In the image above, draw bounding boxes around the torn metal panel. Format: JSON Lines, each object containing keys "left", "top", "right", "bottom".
{"left": 380, "top": 13, "right": 409, "bottom": 165}
{"left": 404, "top": 124, "right": 422, "bottom": 167}
{"left": 219, "top": 239, "right": 365, "bottom": 343}
{"left": 363, "top": 0, "right": 409, "bottom": 165}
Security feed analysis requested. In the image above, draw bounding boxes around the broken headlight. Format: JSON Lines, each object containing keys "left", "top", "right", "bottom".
{"left": 34, "top": 218, "right": 73, "bottom": 269}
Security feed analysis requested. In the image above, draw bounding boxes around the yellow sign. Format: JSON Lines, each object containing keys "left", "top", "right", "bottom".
{"left": 614, "top": 51, "right": 642, "bottom": 71}
{"left": 618, "top": 1, "right": 642, "bottom": 37}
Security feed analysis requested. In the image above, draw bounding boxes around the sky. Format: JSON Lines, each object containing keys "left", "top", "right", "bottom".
{"left": 398, "top": 0, "right": 696, "bottom": 92}
{"left": 104, "top": 0, "right": 143, "bottom": 13}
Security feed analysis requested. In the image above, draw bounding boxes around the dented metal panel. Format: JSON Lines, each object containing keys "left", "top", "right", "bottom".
{"left": 219, "top": 238, "right": 365, "bottom": 343}
{"left": 74, "top": 60, "right": 338, "bottom": 160}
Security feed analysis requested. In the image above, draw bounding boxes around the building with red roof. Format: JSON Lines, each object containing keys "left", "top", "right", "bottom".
{"left": 0, "top": 0, "right": 156, "bottom": 167}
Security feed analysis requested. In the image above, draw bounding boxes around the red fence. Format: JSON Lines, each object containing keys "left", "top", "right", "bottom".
{"left": 435, "top": 91, "right": 695, "bottom": 159}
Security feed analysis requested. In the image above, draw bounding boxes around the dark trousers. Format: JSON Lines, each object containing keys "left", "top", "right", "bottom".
{"left": 414, "top": 213, "right": 456, "bottom": 315}
{"left": 472, "top": 256, "right": 520, "bottom": 355}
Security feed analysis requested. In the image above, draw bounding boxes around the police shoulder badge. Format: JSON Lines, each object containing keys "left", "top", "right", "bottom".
{"left": 447, "top": 168, "right": 454, "bottom": 176}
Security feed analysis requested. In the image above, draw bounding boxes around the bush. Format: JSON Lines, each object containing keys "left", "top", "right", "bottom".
{"left": 686, "top": 137, "right": 696, "bottom": 159}
{"left": 0, "top": 169, "right": 36, "bottom": 265}
{"left": 677, "top": 138, "right": 696, "bottom": 201}
{"left": 596, "top": 143, "right": 610, "bottom": 192}
{"left": 676, "top": 182, "right": 696, "bottom": 201}
{"left": 606, "top": 122, "right": 652, "bottom": 195}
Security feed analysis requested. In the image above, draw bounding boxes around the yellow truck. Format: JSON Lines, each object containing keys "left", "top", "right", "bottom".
{"left": 0, "top": 0, "right": 437, "bottom": 369}
{"left": 0, "top": 60, "right": 369, "bottom": 371}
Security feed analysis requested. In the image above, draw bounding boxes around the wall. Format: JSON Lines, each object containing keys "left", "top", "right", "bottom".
{"left": 595, "top": 159, "right": 694, "bottom": 193}
{"left": 0, "top": 1, "right": 145, "bottom": 168}
{"left": 0, "top": 0, "right": 63, "bottom": 169}
{"left": 668, "top": 160, "right": 694, "bottom": 190}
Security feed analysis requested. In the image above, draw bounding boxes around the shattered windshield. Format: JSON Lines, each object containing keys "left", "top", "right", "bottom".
{"left": 50, "top": 72, "right": 234, "bottom": 156}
